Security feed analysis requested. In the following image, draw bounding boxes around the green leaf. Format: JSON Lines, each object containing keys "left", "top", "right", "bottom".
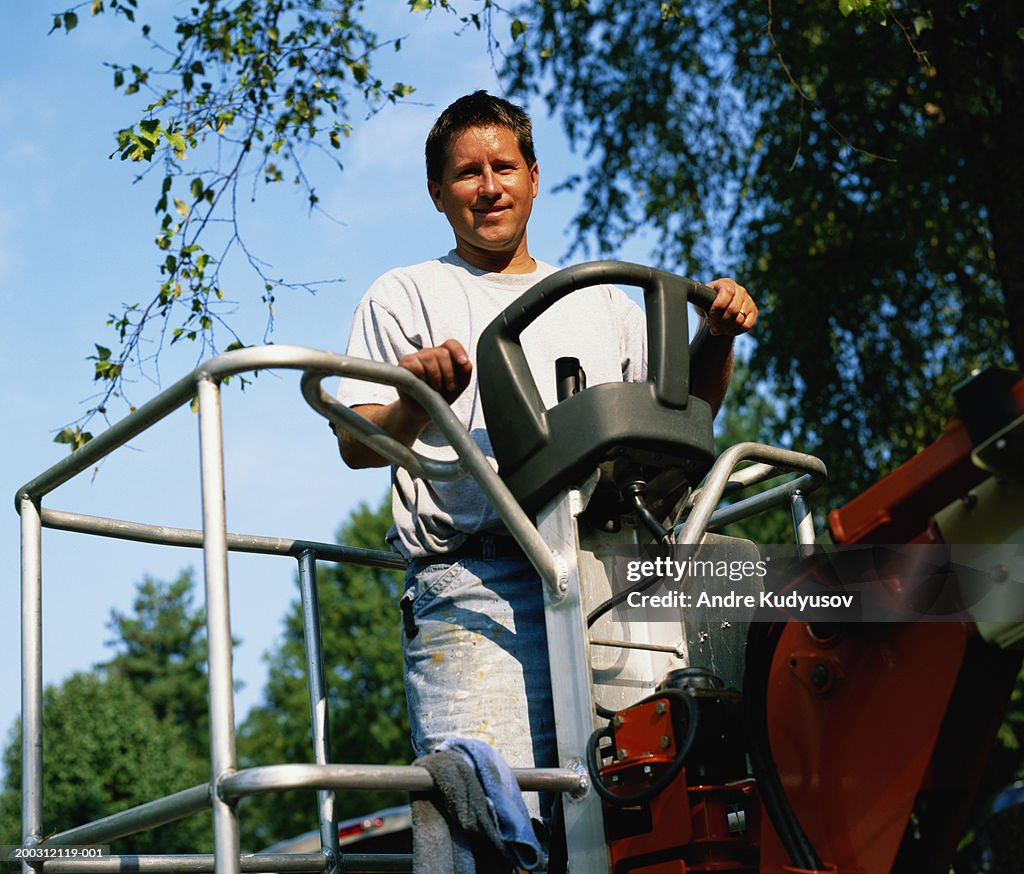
{"left": 165, "top": 131, "right": 187, "bottom": 158}
{"left": 64, "top": 12, "right": 79, "bottom": 32}
{"left": 191, "top": 178, "right": 204, "bottom": 200}
{"left": 54, "top": 426, "right": 93, "bottom": 451}
{"left": 511, "top": 18, "right": 526, "bottom": 40}
{"left": 409, "top": 0, "right": 433, "bottom": 12}
{"left": 173, "top": 198, "right": 189, "bottom": 217}
{"left": 91, "top": 0, "right": 103, "bottom": 15}
{"left": 838, "top": 0, "right": 853, "bottom": 17}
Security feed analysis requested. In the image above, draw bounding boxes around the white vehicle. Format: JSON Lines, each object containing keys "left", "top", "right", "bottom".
{"left": 262, "top": 806, "right": 412, "bottom": 856}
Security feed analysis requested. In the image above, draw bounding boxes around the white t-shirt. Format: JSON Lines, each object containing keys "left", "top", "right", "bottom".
{"left": 339, "top": 251, "right": 648, "bottom": 559}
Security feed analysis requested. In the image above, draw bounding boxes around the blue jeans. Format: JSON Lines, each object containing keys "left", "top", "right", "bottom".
{"left": 401, "top": 556, "right": 557, "bottom": 818}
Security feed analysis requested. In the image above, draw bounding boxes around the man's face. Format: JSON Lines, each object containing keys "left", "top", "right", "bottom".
{"left": 427, "top": 125, "right": 539, "bottom": 270}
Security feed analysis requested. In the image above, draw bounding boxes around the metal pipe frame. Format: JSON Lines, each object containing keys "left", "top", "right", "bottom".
{"left": 535, "top": 492, "right": 610, "bottom": 874}
{"left": 38, "top": 507, "right": 405, "bottom": 569}
{"left": 43, "top": 786, "right": 213, "bottom": 848}
{"left": 12, "top": 345, "right": 576, "bottom": 871}
{"left": 674, "top": 442, "right": 828, "bottom": 545}
{"left": 790, "top": 490, "right": 817, "bottom": 555}
{"left": 196, "top": 374, "right": 240, "bottom": 874}
{"left": 42, "top": 855, "right": 412, "bottom": 874}
{"left": 703, "top": 474, "right": 819, "bottom": 532}
{"left": 16, "top": 345, "right": 547, "bottom": 505}
{"left": 20, "top": 494, "right": 43, "bottom": 872}
{"left": 15, "top": 345, "right": 828, "bottom": 874}
{"left": 36, "top": 762, "right": 580, "bottom": 853}
{"left": 15, "top": 346, "right": 559, "bottom": 587}
{"left": 43, "top": 854, "right": 328, "bottom": 874}
{"left": 300, "top": 368, "right": 564, "bottom": 594}
{"left": 217, "top": 764, "right": 582, "bottom": 799}
{"left": 297, "top": 550, "right": 339, "bottom": 874}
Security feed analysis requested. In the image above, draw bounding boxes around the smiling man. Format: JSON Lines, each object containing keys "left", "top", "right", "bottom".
{"left": 428, "top": 121, "right": 539, "bottom": 274}
{"left": 335, "top": 91, "right": 756, "bottom": 817}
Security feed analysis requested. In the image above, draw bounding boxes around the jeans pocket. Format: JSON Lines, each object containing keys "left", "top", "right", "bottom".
{"left": 403, "top": 560, "right": 465, "bottom": 618}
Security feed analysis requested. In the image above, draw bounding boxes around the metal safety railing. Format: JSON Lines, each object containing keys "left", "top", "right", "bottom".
{"left": 15, "top": 345, "right": 586, "bottom": 874}
{"left": 16, "top": 344, "right": 827, "bottom": 874}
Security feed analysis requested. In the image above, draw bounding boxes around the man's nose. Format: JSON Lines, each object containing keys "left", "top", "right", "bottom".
{"left": 479, "top": 167, "right": 500, "bottom": 197}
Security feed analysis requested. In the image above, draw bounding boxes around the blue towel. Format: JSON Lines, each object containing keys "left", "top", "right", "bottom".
{"left": 438, "top": 738, "right": 544, "bottom": 871}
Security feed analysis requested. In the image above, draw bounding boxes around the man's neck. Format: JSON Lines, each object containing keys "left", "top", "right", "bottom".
{"left": 454, "top": 242, "right": 537, "bottom": 275}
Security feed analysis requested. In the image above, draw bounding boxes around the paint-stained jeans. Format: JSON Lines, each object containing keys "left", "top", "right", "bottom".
{"left": 401, "top": 555, "right": 557, "bottom": 819}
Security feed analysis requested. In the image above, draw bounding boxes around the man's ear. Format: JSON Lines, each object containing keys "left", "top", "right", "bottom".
{"left": 427, "top": 178, "right": 444, "bottom": 213}
{"left": 530, "top": 162, "right": 539, "bottom": 199}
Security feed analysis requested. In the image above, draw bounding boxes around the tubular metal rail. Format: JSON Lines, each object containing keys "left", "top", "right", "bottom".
{"left": 15, "top": 344, "right": 827, "bottom": 874}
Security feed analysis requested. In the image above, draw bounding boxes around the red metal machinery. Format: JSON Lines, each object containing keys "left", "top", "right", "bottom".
{"left": 593, "top": 368, "right": 1023, "bottom": 874}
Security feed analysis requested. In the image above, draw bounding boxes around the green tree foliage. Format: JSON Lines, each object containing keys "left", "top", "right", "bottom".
{"left": 0, "top": 673, "right": 211, "bottom": 853}
{"left": 237, "top": 497, "right": 408, "bottom": 849}
{"left": 0, "top": 573, "right": 214, "bottom": 851}
{"left": 102, "top": 570, "right": 211, "bottom": 752}
{"left": 55, "top": 0, "right": 423, "bottom": 427}
{"left": 502, "top": 0, "right": 1022, "bottom": 506}
{"left": 59, "top": 0, "right": 1023, "bottom": 514}
{"left": 2, "top": 506, "right": 408, "bottom": 854}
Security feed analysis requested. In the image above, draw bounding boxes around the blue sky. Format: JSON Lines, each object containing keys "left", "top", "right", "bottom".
{"left": 0, "top": 0, "right": 689, "bottom": 769}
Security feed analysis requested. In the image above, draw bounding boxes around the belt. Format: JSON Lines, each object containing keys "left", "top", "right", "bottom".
{"left": 445, "top": 533, "right": 526, "bottom": 561}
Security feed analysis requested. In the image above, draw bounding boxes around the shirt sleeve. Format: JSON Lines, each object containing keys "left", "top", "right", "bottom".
{"left": 337, "top": 279, "right": 422, "bottom": 408}
{"left": 619, "top": 294, "right": 649, "bottom": 383}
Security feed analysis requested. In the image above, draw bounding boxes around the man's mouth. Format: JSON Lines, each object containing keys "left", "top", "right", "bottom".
{"left": 473, "top": 203, "right": 508, "bottom": 217}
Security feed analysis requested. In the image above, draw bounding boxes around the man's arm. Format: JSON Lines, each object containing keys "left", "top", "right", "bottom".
{"left": 689, "top": 277, "right": 757, "bottom": 415}
{"left": 691, "top": 333, "right": 735, "bottom": 416}
{"left": 337, "top": 339, "right": 473, "bottom": 469}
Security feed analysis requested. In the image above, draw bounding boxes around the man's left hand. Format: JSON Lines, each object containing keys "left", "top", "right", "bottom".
{"left": 705, "top": 278, "right": 757, "bottom": 337}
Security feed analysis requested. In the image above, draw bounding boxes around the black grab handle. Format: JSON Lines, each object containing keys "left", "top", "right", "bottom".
{"left": 478, "top": 260, "right": 716, "bottom": 456}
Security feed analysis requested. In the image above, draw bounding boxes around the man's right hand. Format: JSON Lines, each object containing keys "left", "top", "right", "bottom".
{"left": 338, "top": 339, "right": 473, "bottom": 469}
{"left": 397, "top": 338, "right": 474, "bottom": 414}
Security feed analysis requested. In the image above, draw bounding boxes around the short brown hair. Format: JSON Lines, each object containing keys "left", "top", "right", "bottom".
{"left": 425, "top": 91, "right": 537, "bottom": 182}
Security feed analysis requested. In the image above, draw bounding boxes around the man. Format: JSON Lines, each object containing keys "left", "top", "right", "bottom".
{"left": 336, "top": 92, "right": 756, "bottom": 810}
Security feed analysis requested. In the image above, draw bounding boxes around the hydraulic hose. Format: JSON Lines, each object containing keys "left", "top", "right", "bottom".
{"left": 586, "top": 688, "right": 698, "bottom": 807}
{"left": 743, "top": 618, "right": 825, "bottom": 871}
{"left": 587, "top": 486, "right": 678, "bottom": 630}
